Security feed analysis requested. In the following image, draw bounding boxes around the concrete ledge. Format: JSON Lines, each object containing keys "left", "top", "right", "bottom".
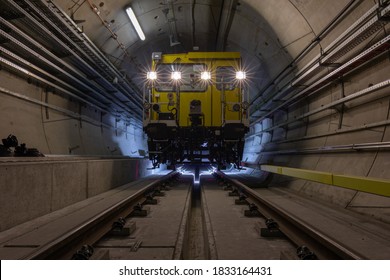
{"left": 0, "top": 157, "right": 155, "bottom": 231}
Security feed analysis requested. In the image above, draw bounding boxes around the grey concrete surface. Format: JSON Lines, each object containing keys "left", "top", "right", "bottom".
{"left": 202, "top": 180, "right": 296, "bottom": 259}
{"left": 0, "top": 175, "right": 163, "bottom": 259}
{"left": 0, "top": 158, "right": 160, "bottom": 231}
{"left": 94, "top": 177, "right": 192, "bottom": 260}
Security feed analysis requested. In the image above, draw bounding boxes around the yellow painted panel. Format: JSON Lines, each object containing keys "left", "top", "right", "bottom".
{"left": 179, "top": 91, "right": 211, "bottom": 126}
{"left": 187, "top": 52, "right": 241, "bottom": 60}
{"left": 211, "top": 85, "right": 222, "bottom": 126}
{"left": 261, "top": 164, "right": 390, "bottom": 197}
{"left": 333, "top": 175, "right": 390, "bottom": 197}
{"left": 281, "top": 167, "right": 333, "bottom": 185}
{"left": 156, "top": 52, "right": 240, "bottom": 63}
{"left": 261, "top": 165, "right": 332, "bottom": 183}
{"left": 261, "top": 165, "right": 282, "bottom": 174}
{"left": 150, "top": 52, "right": 243, "bottom": 127}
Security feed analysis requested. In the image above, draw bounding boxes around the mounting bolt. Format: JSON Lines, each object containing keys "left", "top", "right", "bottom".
{"left": 244, "top": 203, "right": 261, "bottom": 217}
{"left": 297, "top": 246, "right": 317, "bottom": 260}
{"left": 71, "top": 245, "right": 94, "bottom": 260}
{"left": 235, "top": 193, "right": 248, "bottom": 205}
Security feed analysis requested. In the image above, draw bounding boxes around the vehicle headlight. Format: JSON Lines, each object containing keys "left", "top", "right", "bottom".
{"left": 147, "top": 71, "right": 157, "bottom": 80}
{"left": 201, "top": 71, "right": 211, "bottom": 80}
{"left": 235, "top": 71, "right": 246, "bottom": 80}
{"left": 171, "top": 71, "right": 181, "bottom": 80}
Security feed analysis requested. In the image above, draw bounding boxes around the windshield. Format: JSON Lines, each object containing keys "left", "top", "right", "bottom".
{"left": 155, "top": 64, "right": 207, "bottom": 92}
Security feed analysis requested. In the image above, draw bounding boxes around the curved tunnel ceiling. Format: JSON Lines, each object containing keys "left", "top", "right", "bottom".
{"left": 50, "top": 0, "right": 363, "bottom": 117}
{"left": 1, "top": 0, "right": 386, "bottom": 133}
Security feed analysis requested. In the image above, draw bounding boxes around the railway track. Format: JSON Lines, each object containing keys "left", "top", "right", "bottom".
{"left": 1, "top": 170, "right": 389, "bottom": 259}
{"left": 0, "top": 172, "right": 180, "bottom": 259}
{"left": 93, "top": 174, "right": 193, "bottom": 260}
{"left": 92, "top": 173, "right": 297, "bottom": 260}
{"left": 214, "top": 171, "right": 390, "bottom": 259}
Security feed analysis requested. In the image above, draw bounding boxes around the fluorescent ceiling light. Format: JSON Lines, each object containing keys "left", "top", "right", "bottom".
{"left": 126, "top": 7, "right": 145, "bottom": 41}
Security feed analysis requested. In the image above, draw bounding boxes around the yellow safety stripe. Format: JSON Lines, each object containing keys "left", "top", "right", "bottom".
{"left": 261, "top": 164, "right": 390, "bottom": 197}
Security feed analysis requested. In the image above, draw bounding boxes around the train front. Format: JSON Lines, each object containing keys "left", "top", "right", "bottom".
{"left": 143, "top": 52, "right": 249, "bottom": 169}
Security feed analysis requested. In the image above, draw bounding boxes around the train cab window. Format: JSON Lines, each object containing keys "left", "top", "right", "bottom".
{"left": 216, "top": 66, "right": 236, "bottom": 91}
{"left": 155, "top": 64, "right": 207, "bottom": 92}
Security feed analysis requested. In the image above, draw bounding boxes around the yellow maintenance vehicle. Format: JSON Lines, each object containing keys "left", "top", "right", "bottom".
{"left": 143, "top": 52, "right": 249, "bottom": 169}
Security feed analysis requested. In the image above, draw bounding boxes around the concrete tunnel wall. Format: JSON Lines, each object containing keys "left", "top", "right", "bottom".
{"left": 0, "top": 158, "right": 154, "bottom": 231}
{"left": 0, "top": 70, "right": 147, "bottom": 156}
{"left": 242, "top": 1, "right": 390, "bottom": 224}
{"left": 0, "top": 69, "right": 157, "bottom": 231}
{"left": 265, "top": 56, "right": 390, "bottom": 223}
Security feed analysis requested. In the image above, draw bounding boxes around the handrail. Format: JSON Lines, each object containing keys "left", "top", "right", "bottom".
{"left": 246, "top": 79, "right": 390, "bottom": 139}
{"left": 261, "top": 164, "right": 390, "bottom": 197}
{"left": 251, "top": 34, "right": 390, "bottom": 126}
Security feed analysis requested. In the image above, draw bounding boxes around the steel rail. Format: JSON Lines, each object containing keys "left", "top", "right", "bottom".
{"left": 215, "top": 171, "right": 364, "bottom": 259}
{"left": 249, "top": 0, "right": 363, "bottom": 107}
{"left": 0, "top": 18, "right": 142, "bottom": 126}
{"left": 42, "top": 0, "right": 143, "bottom": 103}
{"left": 4, "top": 0, "right": 142, "bottom": 112}
{"left": 0, "top": 86, "right": 143, "bottom": 131}
{"left": 250, "top": 2, "right": 389, "bottom": 119}
{"left": 246, "top": 79, "right": 390, "bottom": 139}
{"left": 291, "top": 3, "right": 385, "bottom": 86}
{"left": 250, "top": 34, "right": 390, "bottom": 127}
{"left": 36, "top": 0, "right": 143, "bottom": 106}
{"left": 0, "top": 16, "right": 136, "bottom": 115}
{"left": 23, "top": 0, "right": 141, "bottom": 108}
{"left": 277, "top": 118, "right": 390, "bottom": 143}
{"left": 0, "top": 60, "right": 141, "bottom": 130}
{"left": 251, "top": 141, "right": 390, "bottom": 156}
{"left": 0, "top": 42, "right": 109, "bottom": 109}
{"left": 23, "top": 172, "right": 178, "bottom": 259}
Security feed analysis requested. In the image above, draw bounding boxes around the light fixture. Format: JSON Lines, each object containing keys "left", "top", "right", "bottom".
{"left": 152, "top": 52, "right": 162, "bottom": 60}
{"left": 242, "top": 101, "right": 249, "bottom": 110}
{"left": 143, "top": 102, "right": 151, "bottom": 109}
{"left": 201, "top": 71, "right": 211, "bottom": 80}
{"left": 152, "top": 104, "right": 160, "bottom": 112}
{"left": 233, "top": 103, "right": 240, "bottom": 111}
{"left": 125, "top": 7, "right": 145, "bottom": 41}
{"left": 235, "top": 71, "right": 246, "bottom": 80}
{"left": 147, "top": 71, "right": 157, "bottom": 80}
{"left": 171, "top": 71, "right": 181, "bottom": 80}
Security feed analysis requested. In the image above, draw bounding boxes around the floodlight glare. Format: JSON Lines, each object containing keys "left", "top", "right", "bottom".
{"left": 126, "top": 7, "right": 146, "bottom": 41}
{"left": 171, "top": 71, "right": 181, "bottom": 80}
{"left": 236, "top": 71, "right": 246, "bottom": 80}
{"left": 147, "top": 71, "right": 157, "bottom": 80}
{"left": 201, "top": 71, "right": 211, "bottom": 80}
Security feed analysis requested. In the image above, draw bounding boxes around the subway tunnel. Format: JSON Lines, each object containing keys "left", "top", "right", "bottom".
{"left": 0, "top": 0, "right": 390, "bottom": 259}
